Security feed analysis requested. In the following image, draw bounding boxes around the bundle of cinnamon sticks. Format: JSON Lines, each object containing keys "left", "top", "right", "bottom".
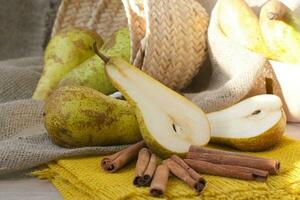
{"left": 100, "top": 141, "right": 280, "bottom": 197}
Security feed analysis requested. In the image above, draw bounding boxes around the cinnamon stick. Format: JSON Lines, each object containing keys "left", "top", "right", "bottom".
{"left": 184, "top": 159, "right": 269, "bottom": 181}
{"left": 187, "top": 152, "right": 278, "bottom": 175}
{"left": 189, "top": 146, "right": 269, "bottom": 159}
{"left": 134, "top": 148, "right": 151, "bottom": 186}
{"left": 101, "top": 141, "right": 145, "bottom": 173}
{"left": 166, "top": 159, "right": 206, "bottom": 194}
{"left": 150, "top": 164, "right": 169, "bottom": 197}
{"left": 170, "top": 155, "right": 206, "bottom": 191}
{"left": 143, "top": 153, "right": 157, "bottom": 186}
{"left": 188, "top": 146, "right": 280, "bottom": 175}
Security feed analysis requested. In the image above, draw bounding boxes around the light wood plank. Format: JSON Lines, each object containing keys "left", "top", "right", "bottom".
{"left": 0, "top": 177, "right": 62, "bottom": 200}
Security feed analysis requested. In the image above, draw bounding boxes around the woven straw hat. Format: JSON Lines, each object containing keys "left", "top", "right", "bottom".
{"left": 52, "top": 0, "right": 209, "bottom": 90}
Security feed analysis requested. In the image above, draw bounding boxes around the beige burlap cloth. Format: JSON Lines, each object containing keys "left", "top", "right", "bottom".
{"left": 0, "top": 0, "right": 298, "bottom": 175}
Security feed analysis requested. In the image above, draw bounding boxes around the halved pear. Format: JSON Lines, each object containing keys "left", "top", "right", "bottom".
{"left": 207, "top": 95, "right": 286, "bottom": 151}
{"left": 98, "top": 53, "right": 211, "bottom": 158}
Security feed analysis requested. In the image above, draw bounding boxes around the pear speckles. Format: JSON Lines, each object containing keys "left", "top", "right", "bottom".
{"left": 58, "top": 28, "right": 130, "bottom": 95}
{"left": 33, "top": 28, "right": 104, "bottom": 100}
{"left": 44, "top": 86, "right": 142, "bottom": 147}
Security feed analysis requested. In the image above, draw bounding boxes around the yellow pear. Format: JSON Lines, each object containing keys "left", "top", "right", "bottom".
{"left": 260, "top": 0, "right": 300, "bottom": 64}
{"left": 218, "top": 0, "right": 272, "bottom": 58}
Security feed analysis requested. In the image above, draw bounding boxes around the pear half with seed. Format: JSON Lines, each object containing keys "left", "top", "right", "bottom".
{"left": 208, "top": 95, "right": 286, "bottom": 151}
{"left": 97, "top": 52, "right": 211, "bottom": 158}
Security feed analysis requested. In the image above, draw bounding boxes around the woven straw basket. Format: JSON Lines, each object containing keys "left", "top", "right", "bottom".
{"left": 51, "top": 0, "right": 209, "bottom": 90}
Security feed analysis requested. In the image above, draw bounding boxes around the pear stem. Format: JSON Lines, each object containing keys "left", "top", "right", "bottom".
{"left": 265, "top": 1, "right": 288, "bottom": 20}
{"left": 93, "top": 42, "right": 110, "bottom": 63}
{"left": 265, "top": 78, "right": 274, "bottom": 95}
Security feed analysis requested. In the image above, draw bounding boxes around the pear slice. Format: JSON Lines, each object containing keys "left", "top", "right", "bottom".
{"left": 97, "top": 53, "right": 210, "bottom": 158}
{"left": 208, "top": 95, "right": 286, "bottom": 151}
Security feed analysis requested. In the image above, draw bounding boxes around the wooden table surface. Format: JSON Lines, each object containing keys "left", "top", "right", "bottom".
{"left": 1, "top": 124, "right": 299, "bottom": 200}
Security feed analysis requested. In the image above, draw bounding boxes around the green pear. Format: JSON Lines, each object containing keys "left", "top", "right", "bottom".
{"left": 44, "top": 86, "right": 142, "bottom": 148}
{"left": 218, "top": 0, "right": 272, "bottom": 58}
{"left": 33, "top": 28, "right": 104, "bottom": 100}
{"left": 260, "top": 0, "right": 300, "bottom": 64}
{"left": 58, "top": 28, "right": 131, "bottom": 94}
{"left": 208, "top": 95, "right": 286, "bottom": 151}
{"left": 96, "top": 52, "right": 211, "bottom": 158}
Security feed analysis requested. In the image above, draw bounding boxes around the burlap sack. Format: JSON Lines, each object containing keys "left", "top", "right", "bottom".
{"left": 1, "top": 0, "right": 299, "bottom": 175}
{"left": 0, "top": 57, "right": 43, "bottom": 103}
{"left": 0, "top": 0, "right": 60, "bottom": 60}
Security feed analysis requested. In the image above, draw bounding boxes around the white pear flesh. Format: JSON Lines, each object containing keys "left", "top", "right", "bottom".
{"left": 208, "top": 95, "right": 286, "bottom": 151}
{"left": 105, "top": 58, "right": 211, "bottom": 157}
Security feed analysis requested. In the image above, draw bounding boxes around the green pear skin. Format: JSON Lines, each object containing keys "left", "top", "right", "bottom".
{"left": 44, "top": 86, "right": 142, "bottom": 148}
{"left": 58, "top": 28, "right": 131, "bottom": 94}
{"left": 33, "top": 28, "right": 104, "bottom": 100}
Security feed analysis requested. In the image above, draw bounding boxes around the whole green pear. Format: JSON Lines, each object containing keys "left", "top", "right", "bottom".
{"left": 33, "top": 28, "right": 104, "bottom": 100}
{"left": 44, "top": 86, "right": 141, "bottom": 148}
{"left": 58, "top": 28, "right": 131, "bottom": 94}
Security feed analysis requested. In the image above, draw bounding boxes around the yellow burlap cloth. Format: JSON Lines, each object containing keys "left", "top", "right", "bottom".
{"left": 33, "top": 137, "right": 300, "bottom": 199}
